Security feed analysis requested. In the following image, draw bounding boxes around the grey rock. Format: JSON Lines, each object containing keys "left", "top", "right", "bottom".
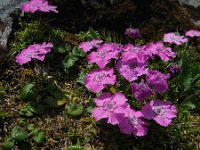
{"left": 178, "top": 0, "right": 200, "bottom": 27}
{"left": 0, "top": 0, "right": 26, "bottom": 49}
{"left": 179, "top": 0, "right": 200, "bottom": 8}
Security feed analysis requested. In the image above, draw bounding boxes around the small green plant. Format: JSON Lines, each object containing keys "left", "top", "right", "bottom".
{"left": 64, "top": 145, "right": 85, "bottom": 150}
{"left": 20, "top": 83, "right": 37, "bottom": 100}
{"left": 77, "top": 27, "right": 101, "bottom": 41}
{"left": 11, "top": 126, "right": 28, "bottom": 142}
{"left": 67, "top": 103, "right": 84, "bottom": 117}
{"left": 44, "top": 84, "right": 68, "bottom": 107}
{"left": 2, "top": 138, "right": 15, "bottom": 150}
{"left": 19, "top": 102, "right": 47, "bottom": 116}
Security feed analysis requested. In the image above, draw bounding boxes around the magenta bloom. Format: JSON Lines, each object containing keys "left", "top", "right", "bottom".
{"left": 118, "top": 107, "right": 148, "bottom": 136}
{"left": 92, "top": 92, "right": 128, "bottom": 125}
{"left": 163, "top": 32, "right": 188, "bottom": 45}
{"left": 78, "top": 39, "right": 103, "bottom": 53}
{"left": 185, "top": 29, "right": 200, "bottom": 37}
{"left": 146, "top": 70, "right": 170, "bottom": 93}
{"left": 131, "top": 81, "right": 154, "bottom": 101}
{"left": 15, "top": 42, "right": 53, "bottom": 65}
{"left": 116, "top": 58, "right": 148, "bottom": 82}
{"left": 84, "top": 68, "right": 116, "bottom": 93}
{"left": 125, "top": 28, "right": 141, "bottom": 39}
{"left": 87, "top": 43, "right": 119, "bottom": 68}
{"left": 141, "top": 100, "right": 177, "bottom": 127}
{"left": 169, "top": 63, "right": 181, "bottom": 75}
{"left": 21, "top": 0, "right": 58, "bottom": 13}
{"left": 146, "top": 42, "right": 176, "bottom": 61}
{"left": 121, "top": 45, "right": 149, "bottom": 63}
{"left": 121, "top": 43, "right": 134, "bottom": 52}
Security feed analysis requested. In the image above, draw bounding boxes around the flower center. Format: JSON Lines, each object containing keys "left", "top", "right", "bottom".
{"left": 128, "top": 63, "right": 137, "bottom": 69}
{"left": 94, "top": 73, "right": 106, "bottom": 82}
{"left": 171, "top": 36, "right": 181, "bottom": 42}
{"left": 153, "top": 106, "right": 165, "bottom": 116}
{"left": 26, "top": 52, "right": 34, "bottom": 58}
{"left": 31, "top": 2, "right": 37, "bottom": 6}
{"left": 156, "top": 46, "right": 163, "bottom": 52}
{"left": 131, "top": 47, "right": 140, "bottom": 52}
{"left": 103, "top": 101, "right": 116, "bottom": 111}
{"left": 128, "top": 116, "right": 139, "bottom": 126}
{"left": 97, "top": 51, "right": 107, "bottom": 58}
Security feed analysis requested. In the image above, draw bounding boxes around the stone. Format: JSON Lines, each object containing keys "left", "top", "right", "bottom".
{"left": 179, "top": 0, "right": 200, "bottom": 8}
{"left": 178, "top": 0, "right": 200, "bottom": 27}
{"left": 0, "top": 0, "right": 26, "bottom": 49}
{"left": 54, "top": 0, "right": 196, "bottom": 40}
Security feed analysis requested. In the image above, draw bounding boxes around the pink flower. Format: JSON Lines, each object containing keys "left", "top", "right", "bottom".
{"left": 146, "top": 42, "right": 176, "bottom": 61}
{"left": 21, "top": 0, "right": 58, "bottom": 13}
{"left": 146, "top": 70, "right": 170, "bottom": 93}
{"left": 84, "top": 68, "right": 116, "bottom": 93}
{"left": 121, "top": 45, "right": 149, "bottom": 63}
{"left": 185, "top": 29, "right": 200, "bottom": 37}
{"left": 15, "top": 42, "right": 53, "bottom": 65}
{"left": 121, "top": 43, "right": 134, "bottom": 52}
{"left": 141, "top": 100, "right": 177, "bottom": 127}
{"left": 131, "top": 81, "right": 154, "bottom": 101}
{"left": 118, "top": 107, "right": 148, "bottom": 136}
{"left": 125, "top": 28, "right": 141, "bottom": 39}
{"left": 78, "top": 39, "right": 103, "bottom": 53}
{"left": 169, "top": 63, "right": 181, "bottom": 75}
{"left": 163, "top": 32, "right": 188, "bottom": 45}
{"left": 116, "top": 58, "right": 148, "bottom": 82}
{"left": 92, "top": 92, "right": 128, "bottom": 125}
{"left": 87, "top": 43, "right": 119, "bottom": 68}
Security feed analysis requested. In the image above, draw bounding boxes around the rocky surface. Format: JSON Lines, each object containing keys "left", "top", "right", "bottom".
{"left": 0, "top": 0, "right": 25, "bottom": 49}
{"left": 179, "top": 0, "right": 200, "bottom": 8}
{"left": 178, "top": 0, "right": 200, "bottom": 27}
{"left": 54, "top": 0, "right": 197, "bottom": 40}
{"left": 0, "top": 0, "right": 199, "bottom": 49}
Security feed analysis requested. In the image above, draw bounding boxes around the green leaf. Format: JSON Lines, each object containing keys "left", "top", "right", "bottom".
{"left": 179, "top": 51, "right": 193, "bottom": 91}
{"left": 2, "top": 139, "right": 14, "bottom": 150}
{"left": 34, "top": 104, "right": 47, "bottom": 115}
{"left": 54, "top": 45, "right": 69, "bottom": 53}
{"left": 27, "top": 124, "right": 35, "bottom": 131}
{"left": 45, "top": 96, "right": 67, "bottom": 108}
{"left": 63, "top": 55, "right": 78, "bottom": 70}
{"left": 19, "top": 102, "right": 46, "bottom": 116}
{"left": 46, "top": 84, "right": 65, "bottom": 99}
{"left": 76, "top": 71, "right": 86, "bottom": 85}
{"left": 180, "top": 67, "right": 192, "bottom": 91}
{"left": 0, "top": 112, "right": 13, "bottom": 118}
{"left": 19, "top": 103, "right": 36, "bottom": 117}
{"left": 89, "top": 27, "right": 100, "bottom": 39}
{"left": 33, "top": 130, "right": 45, "bottom": 144}
{"left": 21, "top": 83, "right": 37, "bottom": 100}
{"left": 67, "top": 103, "right": 84, "bottom": 117}
{"left": 44, "top": 96, "right": 57, "bottom": 107}
{"left": 11, "top": 126, "right": 28, "bottom": 142}
{"left": 45, "top": 85, "right": 68, "bottom": 107}
{"left": 64, "top": 145, "right": 85, "bottom": 150}
{"left": 72, "top": 47, "right": 86, "bottom": 57}
{"left": 179, "top": 101, "right": 196, "bottom": 114}
{"left": 181, "top": 101, "right": 196, "bottom": 110}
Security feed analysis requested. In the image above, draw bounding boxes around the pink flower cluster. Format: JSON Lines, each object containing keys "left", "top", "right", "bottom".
{"left": 92, "top": 92, "right": 176, "bottom": 136}
{"left": 16, "top": 42, "right": 53, "bottom": 65}
{"left": 78, "top": 28, "right": 200, "bottom": 137}
{"left": 163, "top": 29, "right": 200, "bottom": 45}
{"left": 21, "top": 0, "right": 58, "bottom": 13}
